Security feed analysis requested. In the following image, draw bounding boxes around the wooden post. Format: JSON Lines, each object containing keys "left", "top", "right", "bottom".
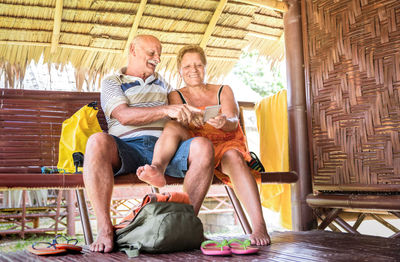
{"left": 283, "top": 0, "right": 315, "bottom": 230}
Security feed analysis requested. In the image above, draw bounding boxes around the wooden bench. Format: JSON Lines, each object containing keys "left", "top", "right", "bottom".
{"left": 0, "top": 88, "right": 298, "bottom": 243}
{"left": 306, "top": 193, "right": 400, "bottom": 237}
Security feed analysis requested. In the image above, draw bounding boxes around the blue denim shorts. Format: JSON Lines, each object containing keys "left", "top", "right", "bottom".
{"left": 112, "top": 135, "right": 193, "bottom": 178}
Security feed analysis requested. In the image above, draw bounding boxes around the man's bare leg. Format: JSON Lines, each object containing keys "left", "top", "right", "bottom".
{"left": 137, "top": 121, "right": 191, "bottom": 187}
{"left": 83, "top": 132, "right": 121, "bottom": 252}
{"left": 182, "top": 137, "right": 214, "bottom": 215}
{"left": 221, "top": 149, "right": 271, "bottom": 246}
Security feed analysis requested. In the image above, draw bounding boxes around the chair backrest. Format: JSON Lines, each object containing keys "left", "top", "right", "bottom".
{"left": 0, "top": 88, "right": 106, "bottom": 174}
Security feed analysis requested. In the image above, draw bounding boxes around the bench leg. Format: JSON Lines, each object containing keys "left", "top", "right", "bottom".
{"left": 224, "top": 185, "right": 252, "bottom": 234}
{"left": 75, "top": 189, "right": 93, "bottom": 245}
{"left": 66, "top": 190, "right": 76, "bottom": 236}
{"left": 54, "top": 190, "right": 62, "bottom": 235}
{"left": 21, "top": 190, "right": 26, "bottom": 239}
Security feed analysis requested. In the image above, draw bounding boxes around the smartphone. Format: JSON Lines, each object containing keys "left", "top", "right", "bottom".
{"left": 203, "top": 105, "right": 221, "bottom": 122}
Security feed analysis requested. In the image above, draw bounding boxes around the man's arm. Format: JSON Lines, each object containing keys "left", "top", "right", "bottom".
{"left": 168, "top": 91, "right": 203, "bottom": 127}
{"left": 110, "top": 103, "right": 199, "bottom": 126}
{"left": 102, "top": 76, "right": 200, "bottom": 126}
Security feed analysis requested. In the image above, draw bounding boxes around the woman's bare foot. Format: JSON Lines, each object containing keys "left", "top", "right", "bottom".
{"left": 90, "top": 230, "right": 114, "bottom": 252}
{"left": 136, "top": 164, "right": 166, "bottom": 188}
{"left": 250, "top": 226, "right": 271, "bottom": 246}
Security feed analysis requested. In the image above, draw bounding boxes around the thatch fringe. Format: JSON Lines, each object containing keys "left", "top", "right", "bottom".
{"left": 0, "top": 0, "right": 286, "bottom": 90}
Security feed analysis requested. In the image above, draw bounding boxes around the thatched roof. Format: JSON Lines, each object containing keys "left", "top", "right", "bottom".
{"left": 0, "top": 0, "right": 286, "bottom": 89}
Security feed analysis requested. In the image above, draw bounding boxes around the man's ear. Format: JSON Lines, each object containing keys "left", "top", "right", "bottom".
{"left": 129, "top": 43, "right": 136, "bottom": 56}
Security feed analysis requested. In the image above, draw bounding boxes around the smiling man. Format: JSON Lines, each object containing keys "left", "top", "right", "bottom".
{"left": 83, "top": 35, "right": 214, "bottom": 253}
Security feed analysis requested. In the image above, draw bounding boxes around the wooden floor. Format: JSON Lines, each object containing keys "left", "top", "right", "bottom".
{"left": 2, "top": 230, "right": 400, "bottom": 261}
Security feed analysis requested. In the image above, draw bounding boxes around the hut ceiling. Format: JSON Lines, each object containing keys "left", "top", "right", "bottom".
{"left": 0, "top": 0, "right": 286, "bottom": 87}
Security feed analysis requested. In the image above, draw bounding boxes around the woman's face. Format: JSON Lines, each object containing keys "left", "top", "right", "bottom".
{"left": 179, "top": 52, "right": 205, "bottom": 86}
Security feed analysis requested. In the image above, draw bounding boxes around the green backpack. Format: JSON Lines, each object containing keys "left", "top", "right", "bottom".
{"left": 115, "top": 201, "right": 204, "bottom": 257}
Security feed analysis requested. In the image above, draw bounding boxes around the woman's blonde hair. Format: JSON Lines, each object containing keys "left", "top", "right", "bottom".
{"left": 176, "top": 45, "right": 207, "bottom": 70}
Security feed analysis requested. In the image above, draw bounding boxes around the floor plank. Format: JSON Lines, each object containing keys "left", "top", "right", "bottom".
{"left": 1, "top": 230, "right": 400, "bottom": 261}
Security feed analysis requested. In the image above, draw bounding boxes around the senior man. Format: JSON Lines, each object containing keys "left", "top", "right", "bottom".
{"left": 83, "top": 35, "right": 214, "bottom": 252}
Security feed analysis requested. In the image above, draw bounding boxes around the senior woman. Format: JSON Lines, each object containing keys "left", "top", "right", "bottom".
{"left": 137, "top": 45, "right": 270, "bottom": 246}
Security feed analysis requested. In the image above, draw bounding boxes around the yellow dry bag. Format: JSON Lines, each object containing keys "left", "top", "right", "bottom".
{"left": 57, "top": 102, "right": 102, "bottom": 173}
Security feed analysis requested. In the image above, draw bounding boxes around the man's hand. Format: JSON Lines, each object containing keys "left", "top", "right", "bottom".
{"left": 165, "top": 104, "right": 203, "bottom": 126}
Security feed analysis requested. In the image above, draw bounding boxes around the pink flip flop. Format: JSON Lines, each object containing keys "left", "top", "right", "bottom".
{"left": 200, "top": 240, "right": 232, "bottom": 256}
{"left": 228, "top": 239, "right": 259, "bottom": 255}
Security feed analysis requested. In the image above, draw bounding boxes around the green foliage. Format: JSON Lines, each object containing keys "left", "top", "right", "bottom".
{"left": 232, "top": 50, "right": 285, "bottom": 97}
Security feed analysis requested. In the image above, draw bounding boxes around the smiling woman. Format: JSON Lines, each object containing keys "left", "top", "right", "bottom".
{"left": 138, "top": 44, "right": 272, "bottom": 246}
{"left": 179, "top": 52, "right": 206, "bottom": 88}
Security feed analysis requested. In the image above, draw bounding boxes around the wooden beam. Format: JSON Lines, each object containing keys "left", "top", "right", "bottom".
{"left": 0, "top": 41, "right": 239, "bottom": 61}
{"left": 61, "top": 44, "right": 121, "bottom": 53}
{"left": 247, "top": 31, "right": 280, "bottom": 40}
{"left": 0, "top": 41, "right": 49, "bottom": 47}
{"left": 123, "top": 0, "right": 147, "bottom": 56}
{"left": 162, "top": 53, "right": 237, "bottom": 61}
{"left": 0, "top": 41, "right": 122, "bottom": 53}
{"left": 50, "top": 0, "right": 63, "bottom": 54}
{"left": 236, "top": 0, "right": 288, "bottom": 12}
{"left": 199, "top": 0, "right": 228, "bottom": 49}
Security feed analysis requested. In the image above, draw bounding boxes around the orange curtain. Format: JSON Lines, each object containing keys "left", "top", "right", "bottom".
{"left": 255, "top": 90, "right": 291, "bottom": 229}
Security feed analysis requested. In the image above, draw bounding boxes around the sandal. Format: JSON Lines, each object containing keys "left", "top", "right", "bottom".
{"left": 247, "top": 152, "right": 265, "bottom": 172}
{"left": 228, "top": 239, "right": 259, "bottom": 255}
{"left": 52, "top": 235, "right": 82, "bottom": 252}
{"left": 27, "top": 242, "right": 67, "bottom": 256}
{"left": 200, "top": 240, "right": 232, "bottom": 256}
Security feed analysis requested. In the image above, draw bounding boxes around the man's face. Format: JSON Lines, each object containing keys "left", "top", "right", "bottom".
{"left": 132, "top": 36, "right": 162, "bottom": 77}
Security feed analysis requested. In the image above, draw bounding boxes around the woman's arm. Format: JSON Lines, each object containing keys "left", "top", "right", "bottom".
{"left": 168, "top": 91, "right": 184, "bottom": 105}
{"left": 207, "top": 85, "right": 239, "bottom": 132}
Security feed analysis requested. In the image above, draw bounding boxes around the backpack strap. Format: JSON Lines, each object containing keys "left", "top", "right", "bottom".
{"left": 122, "top": 243, "right": 142, "bottom": 258}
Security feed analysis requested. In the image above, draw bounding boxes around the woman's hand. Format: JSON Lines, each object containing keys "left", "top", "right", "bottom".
{"left": 206, "top": 114, "right": 227, "bottom": 129}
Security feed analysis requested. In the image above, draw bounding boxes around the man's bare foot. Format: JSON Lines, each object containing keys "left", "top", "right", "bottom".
{"left": 90, "top": 230, "right": 114, "bottom": 252}
{"left": 136, "top": 164, "right": 166, "bottom": 188}
{"left": 250, "top": 228, "right": 271, "bottom": 246}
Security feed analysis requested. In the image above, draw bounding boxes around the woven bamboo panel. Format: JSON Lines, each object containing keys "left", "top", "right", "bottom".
{"left": 305, "top": 0, "right": 400, "bottom": 191}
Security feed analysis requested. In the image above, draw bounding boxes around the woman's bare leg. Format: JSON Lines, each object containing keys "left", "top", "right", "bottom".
{"left": 137, "top": 120, "right": 191, "bottom": 187}
{"left": 220, "top": 149, "right": 270, "bottom": 246}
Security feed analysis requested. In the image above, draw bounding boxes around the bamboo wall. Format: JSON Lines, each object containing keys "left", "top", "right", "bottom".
{"left": 304, "top": 0, "right": 400, "bottom": 191}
